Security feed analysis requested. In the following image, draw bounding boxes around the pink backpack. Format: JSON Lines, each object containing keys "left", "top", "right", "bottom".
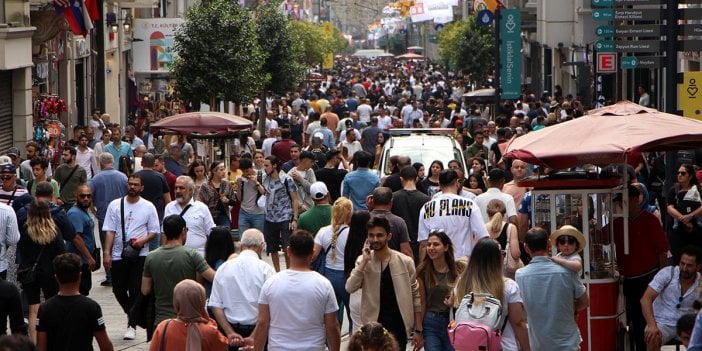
{"left": 448, "top": 320, "right": 502, "bottom": 351}
{"left": 448, "top": 292, "right": 504, "bottom": 351}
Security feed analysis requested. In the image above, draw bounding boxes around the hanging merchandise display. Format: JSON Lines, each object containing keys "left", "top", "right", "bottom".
{"left": 32, "top": 94, "right": 67, "bottom": 169}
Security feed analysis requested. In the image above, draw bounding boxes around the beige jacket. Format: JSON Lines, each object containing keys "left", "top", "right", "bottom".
{"left": 345, "top": 249, "right": 421, "bottom": 334}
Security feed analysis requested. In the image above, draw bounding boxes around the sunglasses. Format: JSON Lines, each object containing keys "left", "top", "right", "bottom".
{"left": 557, "top": 236, "right": 577, "bottom": 245}
{"left": 678, "top": 171, "right": 688, "bottom": 176}
{"left": 78, "top": 193, "right": 92, "bottom": 198}
{"left": 1, "top": 175, "right": 12, "bottom": 180}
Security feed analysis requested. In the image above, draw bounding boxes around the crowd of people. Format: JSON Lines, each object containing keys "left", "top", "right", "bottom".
{"left": 0, "top": 56, "right": 701, "bottom": 351}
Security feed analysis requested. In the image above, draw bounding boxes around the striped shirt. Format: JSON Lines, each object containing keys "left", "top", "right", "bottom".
{"left": 0, "top": 185, "right": 28, "bottom": 207}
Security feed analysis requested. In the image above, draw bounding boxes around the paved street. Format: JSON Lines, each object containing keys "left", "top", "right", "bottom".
{"left": 89, "top": 251, "right": 360, "bottom": 350}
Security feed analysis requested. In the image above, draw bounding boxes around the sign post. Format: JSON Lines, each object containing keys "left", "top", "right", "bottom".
{"left": 498, "top": 9, "right": 521, "bottom": 100}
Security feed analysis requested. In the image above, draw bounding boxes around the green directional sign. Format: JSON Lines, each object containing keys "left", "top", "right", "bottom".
{"left": 621, "top": 56, "right": 662, "bottom": 69}
{"left": 499, "top": 9, "right": 522, "bottom": 100}
{"left": 591, "top": 0, "right": 613, "bottom": 6}
{"left": 592, "top": 9, "right": 614, "bottom": 21}
{"left": 596, "top": 25, "right": 615, "bottom": 37}
{"left": 621, "top": 56, "right": 639, "bottom": 69}
{"left": 596, "top": 40, "right": 615, "bottom": 52}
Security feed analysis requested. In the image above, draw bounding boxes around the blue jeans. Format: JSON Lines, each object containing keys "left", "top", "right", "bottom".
{"left": 214, "top": 212, "right": 231, "bottom": 229}
{"left": 238, "top": 209, "right": 265, "bottom": 235}
{"left": 423, "top": 311, "right": 454, "bottom": 351}
{"left": 324, "top": 268, "right": 351, "bottom": 332}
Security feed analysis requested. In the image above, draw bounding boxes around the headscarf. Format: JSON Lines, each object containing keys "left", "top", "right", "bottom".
{"left": 173, "top": 279, "right": 208, "bottom": 351}
{"left": 637, "top": 183, "right": 657, "bottom": 214}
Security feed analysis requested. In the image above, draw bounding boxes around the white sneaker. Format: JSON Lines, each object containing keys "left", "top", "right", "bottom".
{"left": 124, "top": 326, "right": 136, "bottom": 340}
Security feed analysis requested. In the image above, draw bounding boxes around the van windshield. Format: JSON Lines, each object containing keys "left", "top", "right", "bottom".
{"left": 382, "top": 145, "right": 464, "bottom": 176}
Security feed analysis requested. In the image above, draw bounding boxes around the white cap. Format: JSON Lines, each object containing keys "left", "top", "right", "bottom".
{"left": 313, "top": 132, "right": 324, "bottom": 140}
{"left": 310, "top": 182, "right": 328, "bottom": 200}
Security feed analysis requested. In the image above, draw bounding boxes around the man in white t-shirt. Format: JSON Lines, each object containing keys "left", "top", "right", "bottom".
{"left": 247, "top": 231, "right": 340, "bottom": 351}
{"left": 338, "top": 128, "right": 363, "bottom": 160}
{"left": 102, "top": 173, "right": 160, "bottom": 340}
{"left": 475, "top": 168, "right": 518, "bottom": 225}
{"left": 356, "top": 99, "right": 373, "bottom": 124}
{"left": 418, "top": 168, "right": 488, "bottom": 261}
{"left": 164, "top": 176, "right": 215, "bottom": 257}
{"left": 209, "top": 229, "right": 275, "bottom": 346}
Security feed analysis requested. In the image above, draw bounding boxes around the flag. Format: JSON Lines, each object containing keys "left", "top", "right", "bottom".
{"left": 84, "top": 0, "right": 99, "bottom": 21}
{"left": 55, "top": 0, "right": 88, "bottom": 36}
{"left": 80, "top": 0, "right": 94, "bottom": 33}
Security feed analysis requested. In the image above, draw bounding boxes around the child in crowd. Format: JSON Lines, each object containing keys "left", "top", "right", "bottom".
{"left": 347, "top": 322, "right": 400, "bottom": 351}
{"left": 549, "top": 225, "right": 584, "bottom": 274}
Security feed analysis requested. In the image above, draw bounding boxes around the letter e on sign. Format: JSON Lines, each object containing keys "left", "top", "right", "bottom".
{"left": 597, "top": 53, "right": 617, "bottom": 74}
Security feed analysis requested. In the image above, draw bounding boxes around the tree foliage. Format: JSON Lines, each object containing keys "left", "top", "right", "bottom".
{"left": 288, "top": 20, "right": 348, "bottom": 66}
{"left": 171, "top": 0, "right": 264, "bottom": 107}
{"left": 255, "top": 4, "right": 305, "bottom": 95}
{"left": 437, "top": 16, "right": 495, "bottom": 84}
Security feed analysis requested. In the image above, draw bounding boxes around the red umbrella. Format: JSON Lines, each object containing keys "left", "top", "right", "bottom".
{"left": 150, "top": 112, "right": 252, "bottom": 136}
{"left": 504, "top": 100, "right": 702, "bottom": 169}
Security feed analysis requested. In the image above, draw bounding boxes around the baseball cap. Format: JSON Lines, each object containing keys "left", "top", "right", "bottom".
{"left": 345, "top": 119, "right": 353, "bottom": 127}
{"left": 488, "top": 168, "right": 505, "bottom": 182}
{"left": 310, "top": 182, "right": 328, "bottom": 200}
{"left": 0, "top": 163, "right": 16, "bottom": 174}
{"left": 313, "top": 132, "right": 324, "bottom": 140}
{"left": 6, "top": 147, "right": 19, "bottom": 158}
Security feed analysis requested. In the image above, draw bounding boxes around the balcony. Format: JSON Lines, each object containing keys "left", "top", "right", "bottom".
{"left": 0, "top": 2, "right": 34, "bottom": 70}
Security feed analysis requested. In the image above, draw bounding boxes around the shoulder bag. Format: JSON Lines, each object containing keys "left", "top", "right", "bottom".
{"left": 17, "top": 245, "right": 45, "bottom": 286}
{"left": 503, "top": 224, "right": 524, "bottom": 276}
{"left": 121, "top": 197, "right": 140, "bottom": 262}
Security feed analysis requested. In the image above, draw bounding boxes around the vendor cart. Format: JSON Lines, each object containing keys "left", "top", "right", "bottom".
{"left": 505, "top": 101, "right": 702, "bottom": 351}
{"left": 519, "top": 177, "right": 624, "bottom": 351}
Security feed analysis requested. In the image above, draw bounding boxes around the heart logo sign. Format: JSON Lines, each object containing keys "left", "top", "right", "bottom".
{"left": 688, "top": 86, "right": 699, "bottom": 98}
{"left": 505, "top": 15, "right": 516, "bottom": 32}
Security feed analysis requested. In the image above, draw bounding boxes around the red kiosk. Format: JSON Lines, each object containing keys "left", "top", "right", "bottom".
{"left": 504, "top": 101, "right": 702, "bottom": 351}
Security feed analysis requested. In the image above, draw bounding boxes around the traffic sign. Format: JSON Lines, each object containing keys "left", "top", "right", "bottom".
{"left": 592, "top": 9, "right": 613, "bottom": 21}
{"left": 597, "top": 53, "right": 617, "bottom": 73}
{"left": 614, "top": 25, "right": 661, "bottom": 37}
{"left": 613, "top": 0, "right": 662, "bottom": 4}
{"left": 680, "top": 25, "right": 702, "bottom": 36}
{"left": 613, "top": 9, "right": 661, "bottom": 21}
{"left": 596, "top": 25, "right": 615, "bottom": 37}
{"left": 679, "top": 72, "right": 702, "bottom": 121}
{"left": 615, "top": 40, "right": 662, "bottom": 53}
{"left": 621, "top": 56, "right": 662, "bottom": 69}
{"left": 591, "top": 0, "right": 613, "bottom": 6}
{"left": 683, "top": 40, "right": 702, "bottom": 52}
{"left": 596, "top": 40, "right": 615, "bottom": 52}
{"left": 681, "top": 8, "right": 702, "bottom": 20}
{"left": 477, "top": 10, "right": 494, "bottom": 26}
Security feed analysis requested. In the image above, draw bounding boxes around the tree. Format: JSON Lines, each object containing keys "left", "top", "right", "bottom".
{"left": 289, "top": 21, "right": 349, "bottom": 67}
{"left": 253, "top": 3, "right": 306, "bottom": 132}
{"left": 171, "top": 0, "right": 264, "bottom": 109}
{"left": 438, "top": 16, "right": 495, "bottom": 84}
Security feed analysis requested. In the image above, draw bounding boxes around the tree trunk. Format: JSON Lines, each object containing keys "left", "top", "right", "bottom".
{"left": 210, "top": 95, "right": 217, "bottom": 112}
{"left": 257, "top": 90, "right": 267, "bottom": 135}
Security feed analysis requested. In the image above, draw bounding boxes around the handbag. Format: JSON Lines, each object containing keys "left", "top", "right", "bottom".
{"left": 120, "top": 197, "right": 140, "bottom": 262}
{"left": 503, "top": 224, "right": 524, "bottom": 275}
{"left": 17, "top": 246, "right": 45, "bottom": 286}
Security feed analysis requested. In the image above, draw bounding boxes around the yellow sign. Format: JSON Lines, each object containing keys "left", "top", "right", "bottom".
{"left": 323, "top": 53, "right": 334, "bottom": 70}
{"left": 679, "top": 71, "right": 702, "bottom": 120}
